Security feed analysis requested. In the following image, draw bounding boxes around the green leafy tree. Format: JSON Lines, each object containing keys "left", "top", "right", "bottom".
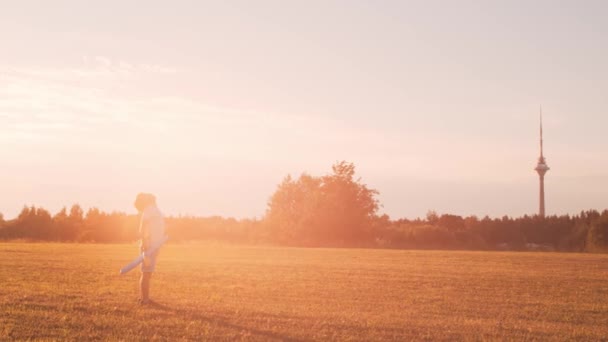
{"left": 587, "top": 214, "right": 608, "bottom": 252}
{"left": 438, "top": 214, "right": 465, "bottom": 232}
{"left": 53, "top": 207, "right": 70, "bottom": 240}
{"left": 265, "top": 161, "right": 380, "bottom": 246}
{"left": 12, "top": 206, "right": 53, "bottom": 240}
{"left": 53, "top": 204, "right": 85, "bottom": 241}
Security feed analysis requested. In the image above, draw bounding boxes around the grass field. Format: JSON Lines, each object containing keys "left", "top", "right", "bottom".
{"left": 1, "top": 243, "right": 607, "bottom": 341}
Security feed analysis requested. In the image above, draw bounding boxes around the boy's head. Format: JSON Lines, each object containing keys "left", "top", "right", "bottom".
{"left": 134, "top": 193, "right": 156, "bottom": 213}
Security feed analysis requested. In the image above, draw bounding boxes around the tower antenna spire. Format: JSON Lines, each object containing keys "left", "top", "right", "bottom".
{"left": 540, "top": 105, "right": 544, "bottom": 158}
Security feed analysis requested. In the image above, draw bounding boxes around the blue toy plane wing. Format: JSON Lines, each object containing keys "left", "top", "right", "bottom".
{"left": 119, "top": 235, "right": 168, "bottom": 275}
{"left": 119, "top": 256, "right": 144, "bottom": 275}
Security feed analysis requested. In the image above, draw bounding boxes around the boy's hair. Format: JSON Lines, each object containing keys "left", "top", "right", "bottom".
{"left": 134, "top": 193, "right": 156, "bottom": 212}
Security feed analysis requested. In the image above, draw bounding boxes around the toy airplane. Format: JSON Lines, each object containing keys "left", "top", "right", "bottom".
{"left": 119, "top": 235, "right": 169, "bottom": 275}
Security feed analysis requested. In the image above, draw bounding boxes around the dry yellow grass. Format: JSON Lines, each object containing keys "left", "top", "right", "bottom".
{"left": 1, "top": 242, "right": 607, "bottom": 341}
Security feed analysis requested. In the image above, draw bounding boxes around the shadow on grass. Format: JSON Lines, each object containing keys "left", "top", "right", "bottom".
{"left": 143, "top": 301, "right": 305, "bottom": 341}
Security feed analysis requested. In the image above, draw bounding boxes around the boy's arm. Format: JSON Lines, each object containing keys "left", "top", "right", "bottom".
{"left": 139, "top": 217, "right": 150, "bottom": 252}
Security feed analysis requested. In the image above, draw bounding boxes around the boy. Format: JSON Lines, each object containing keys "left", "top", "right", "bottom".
{"left": 134, "top": 193, "right": 166, "bottom": 305}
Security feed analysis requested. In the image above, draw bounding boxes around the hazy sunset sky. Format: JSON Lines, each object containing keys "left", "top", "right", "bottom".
{"left": 1, "top": 0, "right": 607, "bottom": 219}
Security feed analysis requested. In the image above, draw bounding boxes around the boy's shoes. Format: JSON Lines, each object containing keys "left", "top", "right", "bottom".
{"left": 138, "top": 298, "right": 152, "bottom": 305}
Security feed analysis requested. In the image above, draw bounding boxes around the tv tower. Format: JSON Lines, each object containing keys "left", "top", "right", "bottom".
{"left": 534, "top": 107, "right": 549, "bottom": 217}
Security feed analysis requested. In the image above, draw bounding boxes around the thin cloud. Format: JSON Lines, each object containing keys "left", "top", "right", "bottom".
{"left": 0, "top": 62, "right": 377, "bottom": 160}
{"left": 0, "top": 60, "right": 529, "bottom": 183}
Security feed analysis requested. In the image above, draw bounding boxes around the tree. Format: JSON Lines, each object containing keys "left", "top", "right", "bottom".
{"left": 265, "top": 161, "right": 380, "bottom": 246}
{"left": 587, "top": 214, "right": 608, "bottom": 252}
{"left": 426, "top": 210, "right": 439, "bottom": 225}
{"left": 53, "top": 207, "right": 70, "bottom": 240}
{"left": 0, "top": 213, "right": 5, "bottom": 239}
{"left": 11, "top": 206, "right": 53, "bottom": 240}
{"left": 69, "top": 204, "right": 84, "bottom": 222}
{"left": 265, "top": 173, "right": 322, "bottom": 244}
{"left": 82, "top": 207, "right": 104, "bottom": 242}
{"left": 438, "top": 214, "right": 465, "bottom": 232}
{"left": 53, "top": 204, "right": 85, "bottom": 241}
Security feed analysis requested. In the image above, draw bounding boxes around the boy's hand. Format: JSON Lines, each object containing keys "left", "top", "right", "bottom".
{"left": 140, "top": 239, "right": 149, "bottom": 253}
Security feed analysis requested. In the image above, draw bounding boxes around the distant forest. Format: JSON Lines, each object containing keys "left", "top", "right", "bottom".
{"left": 1, "top": 162, "right": 607, "bottom": 253}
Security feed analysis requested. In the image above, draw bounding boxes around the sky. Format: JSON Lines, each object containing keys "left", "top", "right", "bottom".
{"left": 1, "top": 0, "right": 607, "bottom": 220}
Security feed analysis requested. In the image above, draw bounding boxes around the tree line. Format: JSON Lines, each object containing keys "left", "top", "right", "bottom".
{"left": 1, "top": 161, "right": 607, "bottom": 252}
